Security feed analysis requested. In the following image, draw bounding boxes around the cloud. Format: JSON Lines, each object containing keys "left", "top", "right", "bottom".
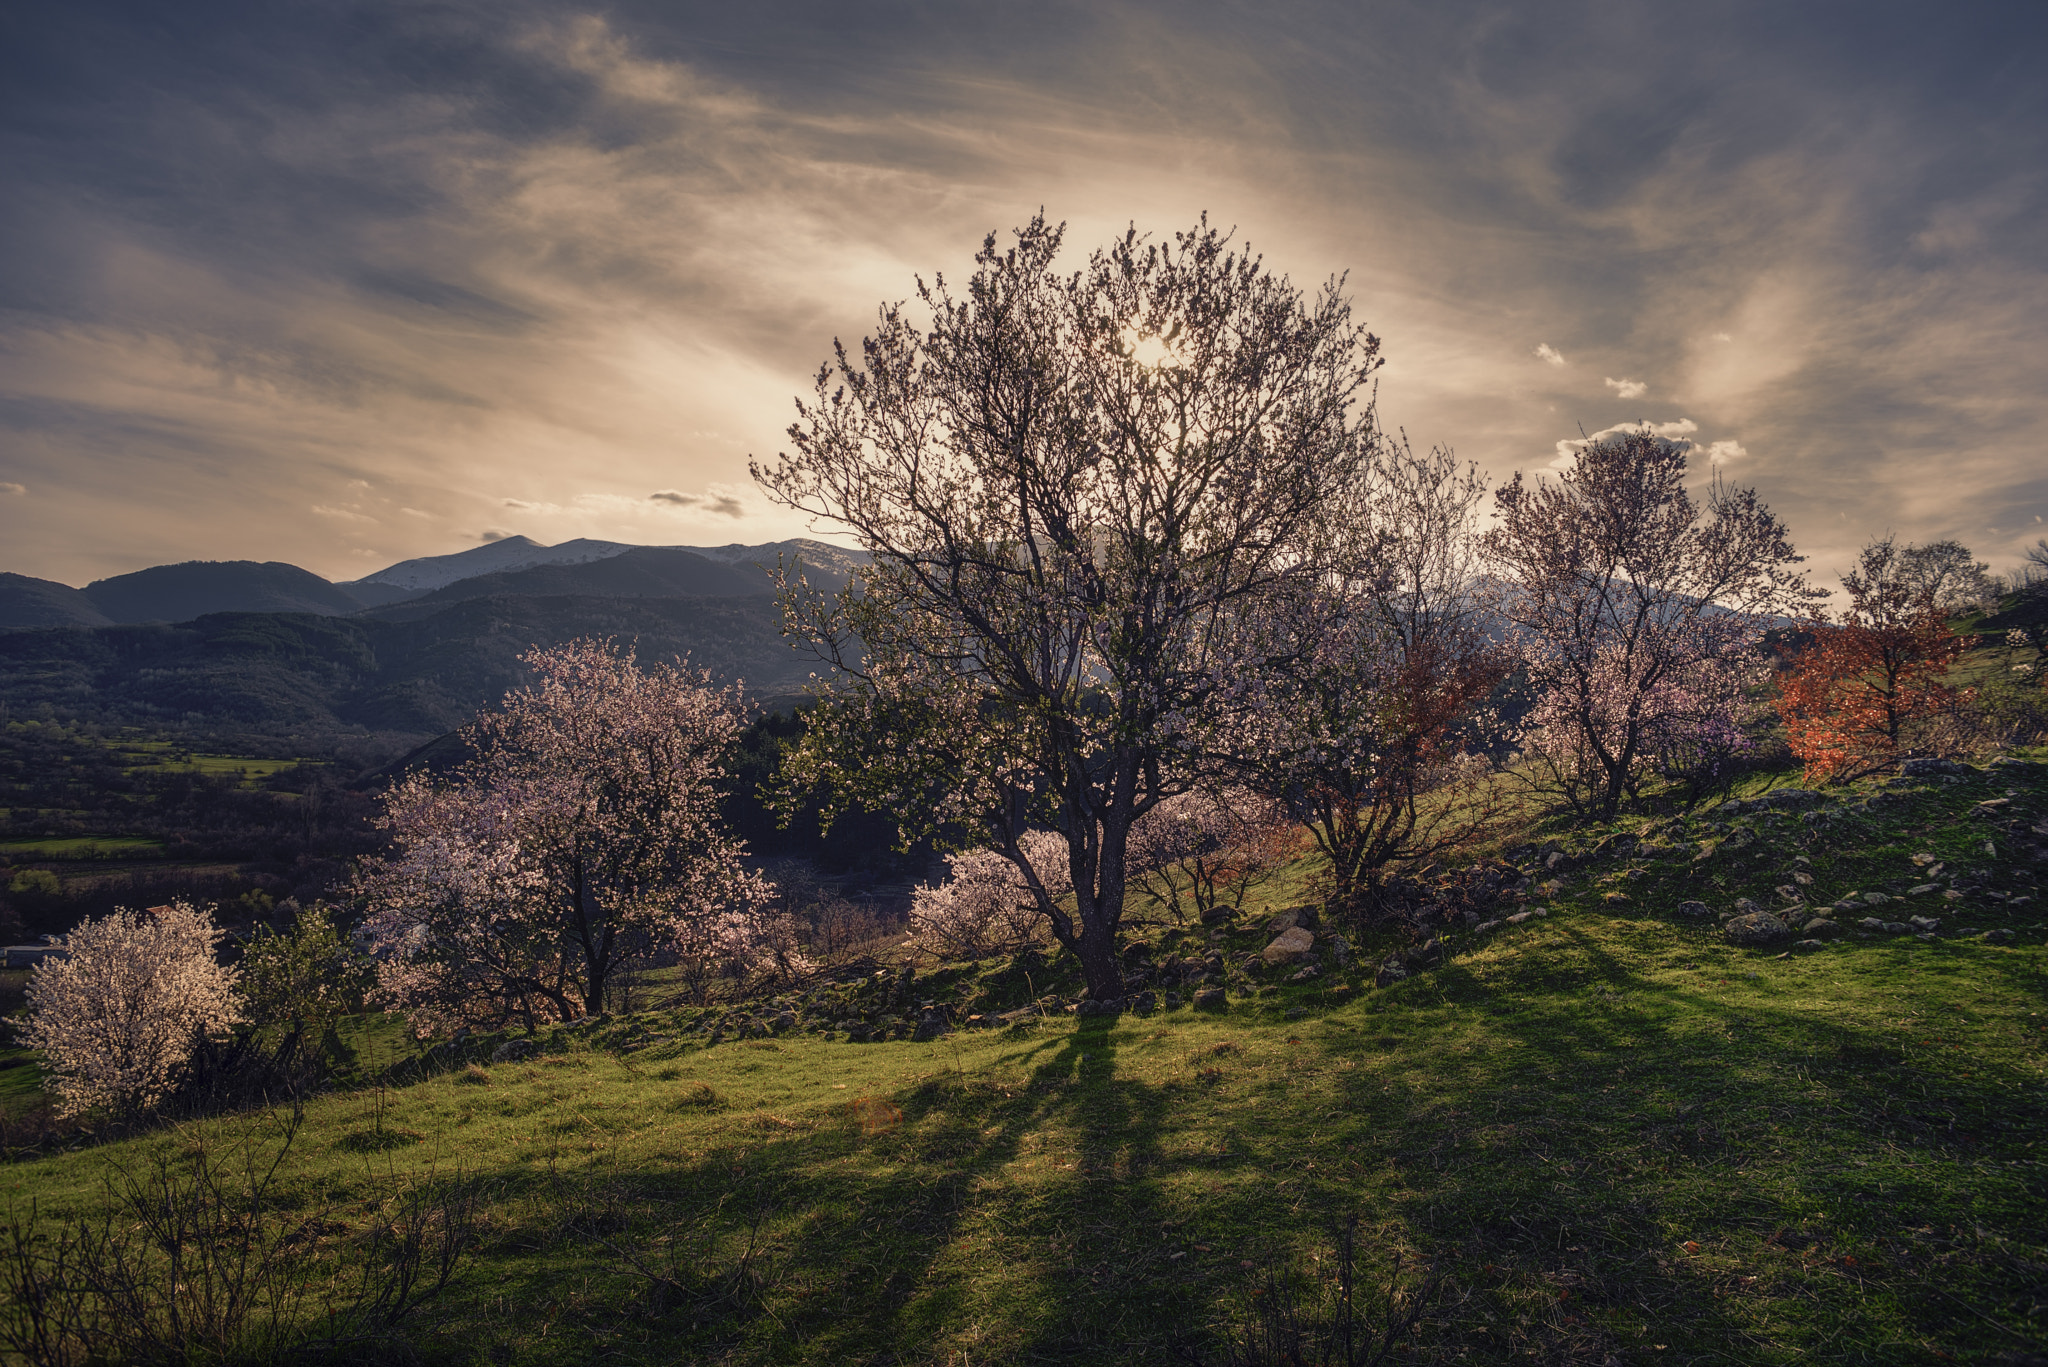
{"left": 502, "top": 498, "right": 544, "bottom": 510}
{"left": 1604, "top": 376, "right": 1647, "bottom": 399}
{"left": 479, "top": 529, "right": 514, "bottom": 543}
{"left": 310, "top": 504, "right": 375, "bottom": 523}
{"left": 0, "top": 483, "right": 24, "bottom": 496}
{"left": 651, "top": 489, "right": 745, "bottom": 518}
{"left": 1551, "top": 419, "right": 1700, "bottom": 466}
{"left": 0, "top": 2, "right": 2044, "bottom": 585}
{"left": 1706, "top": 440, "right": 1747, "bottom": 464}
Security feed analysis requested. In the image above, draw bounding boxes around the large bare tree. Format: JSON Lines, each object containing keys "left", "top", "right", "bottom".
{"left": 753, "top": 215, "right": 1382, "bottom": 1000}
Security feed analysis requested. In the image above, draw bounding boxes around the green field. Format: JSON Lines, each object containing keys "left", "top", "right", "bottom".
{"left": 0, "top": 835, "right": 169, "bottom": 861}
{"left": 2, "top": 762, "right": 2044, "bottom": 1364}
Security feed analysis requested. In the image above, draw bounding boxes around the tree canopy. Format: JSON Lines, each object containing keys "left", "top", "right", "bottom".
{"left": 754, "top": 215, "right": 1385, "bottom": 998}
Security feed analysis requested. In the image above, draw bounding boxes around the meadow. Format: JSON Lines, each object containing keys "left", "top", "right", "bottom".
{"left": 1, "top": 762, "right": 2043, "bottom": 1365}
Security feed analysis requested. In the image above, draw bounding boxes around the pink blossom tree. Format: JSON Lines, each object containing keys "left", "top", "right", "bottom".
{"left": 1126, "top": 789, "right": 1295, "bottom": 925}
{"left": 1480, "top": 428, "right": 1821, "bottom": 817}
{"left": 907, "top": 831, "right": 1069, "bottom": 960}
{"left": 21, "top": 900, "right": 241, "bottom": 1118}
{"left": 755, "top": 215, "right": 1384, "bottom": 1001}
{"left": 1229, "top": 440, "right": 1509, "bottom": 908}
{"left": 356, "top": 639, "right": 769, "bottom": 1033}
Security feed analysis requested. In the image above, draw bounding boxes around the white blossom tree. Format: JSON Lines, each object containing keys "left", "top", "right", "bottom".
{"left": 21, "top": 901, "right": 241, "bottom": 1118}
{"left": 756, "top": 215, "right": 1383, "bottom": 999}
{"left": 1480, "top": 428, "right": 1822, "bottom": 817}
{"left": 356, "top": 639, "right": 770, "bottom": 1033}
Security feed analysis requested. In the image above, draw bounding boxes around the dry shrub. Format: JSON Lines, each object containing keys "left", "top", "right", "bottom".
{"left": 0, "top": 1108, "right": 475, "bottom": 1366}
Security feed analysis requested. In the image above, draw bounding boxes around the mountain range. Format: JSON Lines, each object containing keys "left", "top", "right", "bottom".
{"left": 0, "top": 536, "right": 860, "bottom": 628}
{"left": 0, "top": 538, "right": 863, "bottom": 737}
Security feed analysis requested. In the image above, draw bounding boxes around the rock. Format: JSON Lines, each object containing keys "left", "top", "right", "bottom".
{"left": 1262, "top": 926, "right": 1317, "bottom": 964}
{"left": 1724, "top": 912, "right": 1793, "bottom": 946}
{"left": 1129, "top": 991, "right": 1157, "bottom": 1012}
{"left": 1267, "top": 904, "right": 1320, "bottom": 935}
{"left": 912, "top": 1011, "right": 948, "bottom": 1041}
{"left": 1907, "top": 916, "right": 1941, "bottom": 933}
{"left": 1284, "top": 1006, "right": 1307, "bottom": 1020}
{"left": 1677, "top": 900, "right": 1712, "bottom": 919}
{"left": 1288, "top": 966, "right": 1320, "bottom": 982}
{"left": 1602, "top": 891, "right": 1631, "bottom": 906}
{"left": 1163, "top": 992, "right": 1181, "bottom": 1009}
{"left": 1324, "top": 933, "right": 1352, "bottom": 967}
{"left": 1861, "top": 892, "right": 1891, "bottom": 906}
{"left": 1506, "top": 910, "right": 1532, "bottom": 924}
{"left": 1471, "top": 919, "right": 1502, "bottom": 934}
{"left": 845, "top": 1021, "right": 873, "bottom": 1042}
{"left": 1801, "top": 918, "right": 1843, "bottom": 938}
{"left": 1733, "top": 898, "right": 1767, "bottom": 917}
{"left": 1979, "top": 929, "right": 2016, "bottom": 943}
{"left": 1199, "top": 903, "right": 1237, "bottom": 926}
{"left": 1791, "top": 939, "right": 1828, "bottom": 953}
{"left": 1076, "top": 998, "right": 1122, "bottom": 1018}
{"left": 1375, "top": 957, "right": 1409, "bottom": 988}
{"left": 769, "top": 1011, "right": 798, "bottom": 1033}
{"left": 490, "top": 1038, "right": 537, "bottom": 1064}
{"left": 1832, "top": 900, "right": 1862, "bottom": 914}
{"left": 1901, "top": 757, "right": 1963, "bottom": 777}
{"left": 1403, "top": 938, "right": 1443, "bottom": 968}
{"left": 1882, "top": 922, "right": 1908, "bottom": 934}
{"left": 1774, "top": 885, "right": 1807, "bottom": 904}
{"left": 1192, "top": 986, "right": 1228, "bottom": 1011}
{"left": 1759, "top": 788, "right": 1822, "bottom": 808}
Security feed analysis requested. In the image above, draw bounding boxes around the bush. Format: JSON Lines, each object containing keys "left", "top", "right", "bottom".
{"left": 20, "top": 901, "right": 241, "bottom": 1120}
{"left": 0, "top": 1108, "right": 475, "bottom": 1366}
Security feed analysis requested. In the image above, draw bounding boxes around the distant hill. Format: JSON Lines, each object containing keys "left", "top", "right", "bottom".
{"left": 0, "top": 573, "right": 114, "bottom": 629}
{"left": 339, "top": 536, "right": 639, "bottom": 599}
{"left": 82, "top": 561, "right": 367, "bottom": 623}
{"left": 369, "top": 547, "right": 775, "bottom": 615}
{"left": 0, "top": 594, "right": 824, "bottom": 737}
{"left": 339, "top": 536, "right": 865, "bottom": 606}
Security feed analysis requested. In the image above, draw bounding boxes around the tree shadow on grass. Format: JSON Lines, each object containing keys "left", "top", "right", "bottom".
{"left": 1340, "top": 928, "right": 2046, "bottom": 1363}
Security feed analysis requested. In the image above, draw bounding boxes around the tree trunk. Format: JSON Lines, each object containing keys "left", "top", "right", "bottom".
{"left": 1076, "top": 914, "right": 1125, "bottom": 1000}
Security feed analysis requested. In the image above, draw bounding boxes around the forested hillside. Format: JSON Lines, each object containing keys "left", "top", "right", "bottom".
{"left": 0, "top": 594, "right": 816, "bottom": 736}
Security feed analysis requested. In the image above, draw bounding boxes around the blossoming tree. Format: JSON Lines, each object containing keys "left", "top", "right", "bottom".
{"left": 1481, "top": 428, "right": 1821, "bottom": 817}
{"left": 1230, "top": 439, "right": 1508, "bottom": 908}
{"left": 755, "top": 215, "right": 1383, "bottom": 1000}
{"left": 22, "top": 900, "right": 241, "bottom": 1118}
{"left": 356, "top": 639, "right": 769, "bottom": 1033}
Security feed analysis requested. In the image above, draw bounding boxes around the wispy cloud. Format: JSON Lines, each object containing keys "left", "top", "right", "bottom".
{"left": 0, "top": 483, "right": 24, "bottom": 497}
{"left": 0, "top": 2, "right": 2043, "bottom": 583}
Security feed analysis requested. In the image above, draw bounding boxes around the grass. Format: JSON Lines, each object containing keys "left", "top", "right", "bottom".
{"left": 0, "top": 835, "right": 169, "bottom": 860}
{"left": 1, "top": 764, "right": 2044, "bottom": 1364}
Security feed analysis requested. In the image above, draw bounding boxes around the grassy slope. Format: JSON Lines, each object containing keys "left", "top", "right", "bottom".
{"left": 3, "top": 765, "right": 2045, "bottom": 1366}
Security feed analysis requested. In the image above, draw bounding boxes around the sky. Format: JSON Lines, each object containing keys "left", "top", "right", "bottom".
{"left": 2, "top": 1, "right": 2045, "bottom": 589}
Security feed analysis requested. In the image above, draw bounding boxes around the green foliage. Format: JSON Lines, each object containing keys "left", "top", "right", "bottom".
{"left": 237, "top": 901, "right": 366, "bottom": 1055}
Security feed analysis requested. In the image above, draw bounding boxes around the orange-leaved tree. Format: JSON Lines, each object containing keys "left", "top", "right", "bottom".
{"left": 1781, "top": 535, "right": 1973, "bottom": 783}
